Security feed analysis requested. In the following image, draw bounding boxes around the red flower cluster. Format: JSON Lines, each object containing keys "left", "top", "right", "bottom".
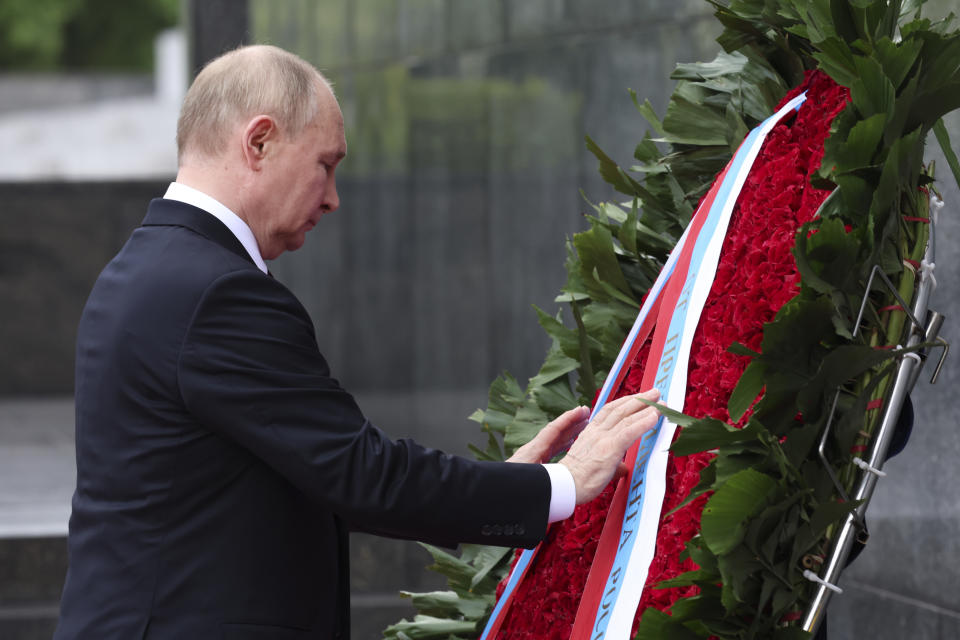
{"left": 494, "top": 71, "right": 850, "bottom": 639}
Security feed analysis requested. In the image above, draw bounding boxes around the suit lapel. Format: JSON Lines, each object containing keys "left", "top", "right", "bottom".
{"left": 142, "top": 198, "right": 258, "bottom": 268}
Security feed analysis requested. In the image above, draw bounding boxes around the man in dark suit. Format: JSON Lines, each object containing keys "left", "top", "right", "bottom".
{"left": 55, "top": 45, "right": 661, "bottom": 639}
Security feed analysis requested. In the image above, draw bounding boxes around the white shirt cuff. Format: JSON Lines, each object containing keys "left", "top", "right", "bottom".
{"left": 542, "top": 463, "right": 576, "bottom": 523}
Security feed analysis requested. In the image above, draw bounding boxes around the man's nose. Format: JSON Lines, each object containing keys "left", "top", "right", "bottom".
{"left": 323, "top": 178, "right": 340, "bottom": 213}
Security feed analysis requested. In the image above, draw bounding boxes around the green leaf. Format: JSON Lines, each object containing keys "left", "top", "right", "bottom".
{"left": 479, "top": 373, "right": 525, "bottom": 418}
{"left": 834, "top": 112, "right": 886, "bottom": 171}
{"left": 573, "top": 223, "right": 635, "bottom": 301}
{"left": 661, "top": 83, "right": 732, "bottom": 146}
{"left": 715, "top": 450, "right": 768, "bottom": 486}
{"left": 933, "top": 118, "right": 960, "bottom": 192}
{"left": 850, "top": 55, "right": 897, "bottom": 119}
{"left": 671, "top": 417, "right": 763, "bottom": 456}
{"left": 527, "top": 346, "right": 580, "bottom": 388}
{"left": 728, "top": 359, "right": 765, "bottom": 422}
{"left": 717, "top": 543, "right": 764, "bottom": 611}
{"left": 791, "top": 499, "right": 860, "bottom": 566}
{"left": 467, "top": 432, "right": 504, "bottom": 462}
{"left": 418, "top": 544, "right": 476, "bottom": 591}
{"left": 725, "top": 101, "right": 750, "bottom": 149}
{"left": 618, "top": 199, "right": 640, "bottom": 256}
{"left": 792, "top": 217, "right": 862, "bottom": 301}
{"left": 796, "top": 344, "right": 901, "bottom": 418}
{"left": 535, "top": 306, "right": 588, "bottom": 360}
{"left": 812, "top": 38, "right": 859, "bottom": 87}
{"left": 781, "top": 421, "right": 822, "bottom": 469}
{"left": 672, "top": 50, "right": 789, "bottom": 122}
{"left": 633, "top": 94, "right": 666, "bottom": 136}
{"left": 701, "top": 468, "right": 778, "bottom": 554}
{"left": 384, "top": 615, "right": 477, "bottom": 639}
{"left": 586, "top": 134, "right": 644, "bottom": 196}
{"left": 591, "top": 266, "right": 640, "bottom": 307}
{"left": 728, "top": 341, "right": 761, "bottom": 357}
{"left": 656, "top": 569, "right": 710, "bottom": 589}
{"left": 531, "top": 378, "right": 578, "bottom": 416}
{"left": 873, "top": 36, "right": 922, "bottom": 90}
{"left": 467, "top": 545, "right": 512, "bottom": 590}
{"left": 632, "top": 608, "right": 705, "bottom": 640}
{"left": 569, "top": 299, "right": 598, "bottom": 402}
{"left": 400, "top": 590, "right": 489, "bottom": 619}
{"left": 669, "top": 594, "right": 726, "bottom": 624}
{"left": 503, "top": 402, "right": 551, "bottom": 451}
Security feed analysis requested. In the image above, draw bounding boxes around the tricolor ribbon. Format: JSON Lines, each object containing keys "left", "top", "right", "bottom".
{"left": 481, "top": 92, "right": 807, "bottom": 640}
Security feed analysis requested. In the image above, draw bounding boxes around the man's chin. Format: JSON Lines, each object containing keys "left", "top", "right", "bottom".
{"left": 284, "top": 234, "right": 307, "bottom": 254}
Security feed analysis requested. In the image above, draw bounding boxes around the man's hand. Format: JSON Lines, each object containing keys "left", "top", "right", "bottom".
{"left": 559, "top": 389, "right": 661, "bottom": 505}
{"left": 507, "top": 405, "right": 592, "bottom": 465}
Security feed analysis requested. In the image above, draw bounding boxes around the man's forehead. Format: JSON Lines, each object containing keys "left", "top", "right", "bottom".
{"left": 322, "top": 107, "right": 347, "bottom": 157}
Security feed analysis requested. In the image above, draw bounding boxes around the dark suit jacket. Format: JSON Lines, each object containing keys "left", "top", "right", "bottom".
{"left": 55, "top": 199, "right": 550, "bottom": 640}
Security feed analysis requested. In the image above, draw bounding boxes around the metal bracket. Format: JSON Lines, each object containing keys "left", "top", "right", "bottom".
{"left": 852, "top": 456, "right": 887, "bottom": 477}
{"left": 817, "top": 390, "right": 855, "bottom": 504}
{"left": 803, "top": 570, "right": 843, "bottom": 594}
{"left": 853, "top": 265, "right": 924, "bottom": 339}
{"left": 815, "top": 268, "right": 948, "bottom": 525}
{"left": 921, "top": 312, "right": 949, "bottom": 384}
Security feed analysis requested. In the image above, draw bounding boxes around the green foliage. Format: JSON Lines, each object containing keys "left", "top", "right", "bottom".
{"left": 0, "top": 0, "right": 178, "bottom": 71}
{"left": 393, "top": 1, "right": 960, "bottom": 638}
{"left": 0, "top": 0, "right": 80, "bottom": 69}
{"left": 384, "top": 544, "right": 513, "bottom": 640}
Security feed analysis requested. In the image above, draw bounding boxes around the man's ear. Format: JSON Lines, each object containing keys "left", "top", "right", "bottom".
{"left": 241, "top": 115, "right": 278, "bottom": 170}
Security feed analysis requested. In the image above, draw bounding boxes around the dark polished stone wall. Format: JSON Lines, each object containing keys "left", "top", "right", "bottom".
{"left": 0, "top": 181, "right": 169, "bottom": 396}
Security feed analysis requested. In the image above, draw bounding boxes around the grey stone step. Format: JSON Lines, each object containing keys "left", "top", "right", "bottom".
{"left": 0, "top": 614, "right": 59, "bottom": 640}
{"left": 0, "top": 536, "right": 66, "bottom": 640}
{"left": 0, "top": 537, "right": 67, "bottom": 603}
{"left": 0, "top": 531, "right": 445, "bottom": 639}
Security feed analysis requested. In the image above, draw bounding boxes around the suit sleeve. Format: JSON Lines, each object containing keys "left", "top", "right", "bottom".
{"left": 176, "top": 269, "right": 550, "bottom": 548}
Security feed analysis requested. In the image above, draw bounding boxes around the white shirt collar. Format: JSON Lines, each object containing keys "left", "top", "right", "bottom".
{"left": 163, "top": 182, "right": 269, "bottom": 274}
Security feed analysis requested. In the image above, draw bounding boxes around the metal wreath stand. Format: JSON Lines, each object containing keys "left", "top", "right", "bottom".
{"left": 800, "top": 194, "right": 950, "bottom": 635}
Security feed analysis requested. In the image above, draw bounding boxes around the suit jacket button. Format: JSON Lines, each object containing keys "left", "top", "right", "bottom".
{"left": 481, "top": 524, "right": 492, "bottom": 536}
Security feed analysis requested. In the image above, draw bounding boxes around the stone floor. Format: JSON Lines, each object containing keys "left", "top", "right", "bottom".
{"left": 0, "top": 397, "right": 74, "bottom": 639}
{"left": 0, "top": 397, "right": 74, "bottom": 538}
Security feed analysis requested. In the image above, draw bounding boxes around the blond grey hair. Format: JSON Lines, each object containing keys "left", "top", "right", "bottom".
{"left": 176, "top": 45, "right": 331, "bottom": 162}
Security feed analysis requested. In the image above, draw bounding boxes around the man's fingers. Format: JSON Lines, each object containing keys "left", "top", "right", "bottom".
{"left": 614, "top": 408, "right": 662, "bottom": 449}
{"left": 592, "top": 389, "right": 661, "bottom": 430}
{"left": 544, "top": 406, "right": 589, "bottom": 437}
{"left": 589, "top": 394, "right": 629, "bottom": 428}
{"left": 544, "top": 406, "right": 589, "bottom": 454}
{"left": 507, "top": 406, "right": 591, "bottom": 464}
